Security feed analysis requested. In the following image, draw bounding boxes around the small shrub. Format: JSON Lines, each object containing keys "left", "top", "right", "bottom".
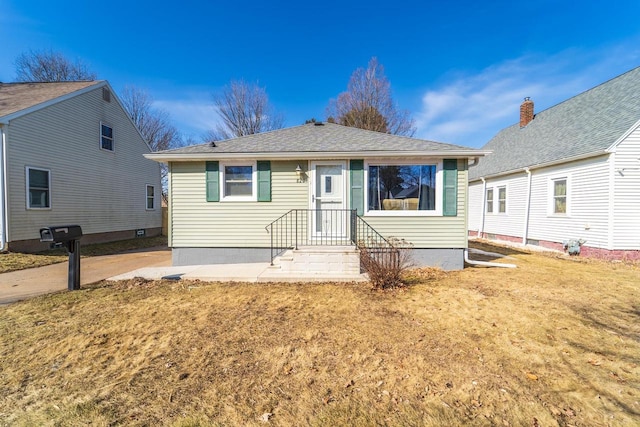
{"left": 358, "top": 237, "right": 414, "bottom": 289}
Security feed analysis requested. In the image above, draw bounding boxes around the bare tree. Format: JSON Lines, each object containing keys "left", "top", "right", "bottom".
{"left": 327, "top": 57, "right": 416, "bottom": 136}
{"left": 15, "top": 49, "right": 97, "bottom": 82}
{"left": 209, "top": 80, "right": 284, "bottom": 140}
{"left": 120, "top": 86, "right": 181, "bottom": 190}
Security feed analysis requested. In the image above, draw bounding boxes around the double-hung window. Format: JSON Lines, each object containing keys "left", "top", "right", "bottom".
{"left": 26, "top": 167, "right": 51, "bottom": 209}
{"left": 497, "top": 186, "right": 506, "bottom": 213}
{"left": 486, "top": 188, "right": 494, "bottom": 213}
{"left": 367, "top": 163, "right": 440, "bottom": 214}
{"left": 552, "top": 178, "right": 567, "bottom": 214}
{"left": 100, "top": 122, "right": 114, "bottom": 151}
{"left": 146, "top": 185, "right": 155, "bottom": 210}
{"left": 222, "top": 163, "right": 255, "bottom": 200}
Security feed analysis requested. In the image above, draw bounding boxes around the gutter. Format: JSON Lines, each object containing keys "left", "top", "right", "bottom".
{"left": 469, "top": 150, "right": 609, "bottom": 182}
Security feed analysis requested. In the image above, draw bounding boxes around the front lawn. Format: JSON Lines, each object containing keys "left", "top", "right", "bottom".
{"left": 0, "top": 242, "right": 638, "bottom": 426}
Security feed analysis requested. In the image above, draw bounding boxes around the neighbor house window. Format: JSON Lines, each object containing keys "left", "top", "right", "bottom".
{"left": 486, "top": 188, "right": 494, "bottom": 213}
{"left": 368, "top": 164, "right": 437, "bottom": 212}
{"left": 146, "top": 185, "right": 155, "bottom": 210}
{"left": 552, "top": 178, "right": 567, "bottom": 214}
{"left": 100, "top": 123, "right": 114, "bottom": 151}
{"left": 222, "top": 163, "right": 255, "bottom": 200}
{"left": 498, "top": 186, "right": 506, "bottom": 213}
{"left": 26, "top": 167, "right": 51, "bottom": 209}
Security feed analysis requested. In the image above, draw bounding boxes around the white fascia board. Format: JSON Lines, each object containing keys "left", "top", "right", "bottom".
{"left": 469, "top": 150, "right": 609, "bottom": 183}
{"left": 606, "top": 118, "right": 640, "bottom": 153}
{"left": 0, "top": 81, "right": 107, "bottom": 124}
{"left": 145, "top": 150, "right": 491, "bottom": 163}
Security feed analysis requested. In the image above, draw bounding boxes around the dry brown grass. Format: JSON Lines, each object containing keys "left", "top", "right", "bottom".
{"left": 0, "top": 236, "right": 167, "bottom": 273}
{"left": 0, "top": 242, "right": 639, "bottom": 426}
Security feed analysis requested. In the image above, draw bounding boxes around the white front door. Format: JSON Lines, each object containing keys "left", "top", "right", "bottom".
{"left": 311, "top": 161, "right": 347, "bottom": 238}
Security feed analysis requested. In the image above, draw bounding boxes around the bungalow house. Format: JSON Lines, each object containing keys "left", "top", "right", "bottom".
{"left": 0, "top": 81, "right": 163, "bottom": 252}
{"left": 146, "top": 122, "right": 488, "bottom": 271}
{"left": 468, "top": 66, "right": 640, "bottom": 260}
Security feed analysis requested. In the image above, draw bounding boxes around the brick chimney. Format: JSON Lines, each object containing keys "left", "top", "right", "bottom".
{"left": 520, "top": 97, "right": 534, "bottom": 128}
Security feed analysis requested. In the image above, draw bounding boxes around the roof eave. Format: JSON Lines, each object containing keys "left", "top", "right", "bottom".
{"left": 0, "top": 81, "right": 106, "bottom": 123}
{"left": 145, "top": 149, "right": 491, "bottom": 163}
{"left": 469, "top": 149, "right": 609, "bottom": 182}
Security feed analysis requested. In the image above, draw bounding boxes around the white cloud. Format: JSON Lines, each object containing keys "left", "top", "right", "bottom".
{"left": 154, "top": 98, "right": 219, "bottom": 140}
{"left": 415, "top": 44, "right": 640, "bottom": 148}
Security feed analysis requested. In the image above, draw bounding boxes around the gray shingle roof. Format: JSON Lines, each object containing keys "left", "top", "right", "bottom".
{"left": 469, "top": 66, "right": 640, "bottom": 180}
{"left": 0, "top": 81, "right": 101, "bottom": 119}
{"left": 156, "top": 122, "right": 477, "bottom": 155}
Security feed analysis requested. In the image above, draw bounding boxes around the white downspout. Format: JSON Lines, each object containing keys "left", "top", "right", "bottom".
{"left": 522, "top": 168, "right": 532, "bottom": 245}
{"left": 464, "top": 248, "right": 516, "bottom": 268}
{"left": 479, "top": 177, "right": 486, "bottom": 237}
{"left": 0, "top": 125, "right": 7, "bottom": 251}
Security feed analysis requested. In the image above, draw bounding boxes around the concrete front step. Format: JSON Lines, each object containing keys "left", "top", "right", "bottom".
{"left": 271, "top": 245, "right": 361, "bottom": 275}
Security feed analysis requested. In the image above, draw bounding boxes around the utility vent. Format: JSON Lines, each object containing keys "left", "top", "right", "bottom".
{"left": 102, "top": 87, "right": 111, "bottom": 102}
{"left": 210, "top": 141, "right": 216, "bottom": 147}
{"left": 314, "top": 122, "right": 324, "bottom": 126}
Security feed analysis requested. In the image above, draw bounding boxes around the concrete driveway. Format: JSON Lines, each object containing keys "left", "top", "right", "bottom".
{"left": 0, "top": 247, "right": 171, "bottom": 304}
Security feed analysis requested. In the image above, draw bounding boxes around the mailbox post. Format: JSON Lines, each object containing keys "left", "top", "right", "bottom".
{"left": 39, "top": 225, "right": 83, "bottom": 291}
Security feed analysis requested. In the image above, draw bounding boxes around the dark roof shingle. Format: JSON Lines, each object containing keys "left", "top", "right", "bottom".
{"left": 469, "top": 66, "right": 640, "bottom": 180}
{"left": 157, "top": 122, "right": 476, "bottom": 155}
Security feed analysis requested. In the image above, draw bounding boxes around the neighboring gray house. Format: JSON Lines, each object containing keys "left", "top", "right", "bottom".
{"left": 0, "top": 81, "right": 163, "bottom": 252}
{"left": 147, "top": 122, "right": 488, "bottom": 270}
{"left": 469, "top": 66, "right": 640, "bottom": 260}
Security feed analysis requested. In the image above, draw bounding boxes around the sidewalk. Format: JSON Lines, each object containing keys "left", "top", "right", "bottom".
{"left": 0, "top": 247, "right": 171, "bottom": 304}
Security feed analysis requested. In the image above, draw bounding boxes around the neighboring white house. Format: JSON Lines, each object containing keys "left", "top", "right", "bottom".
{"left": 0, "top": 81, "right": 163, "bottom": 252}
{"left": 468, "top": 66, "right": 640, "bottom": 260}
{"left": 146, "top": 122, "right": 488, "bottom": 270}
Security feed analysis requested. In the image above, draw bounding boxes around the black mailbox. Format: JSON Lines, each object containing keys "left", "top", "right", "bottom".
{"left": 40, "top": 225, "right": 83, "bottom": 243}
{"left": 40, "top": 225, "right": 83, "bottom": 291}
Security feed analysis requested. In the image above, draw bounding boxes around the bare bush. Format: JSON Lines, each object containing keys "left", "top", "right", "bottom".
{"left": 358, "top": 237, "right": 414, "bottom": 289}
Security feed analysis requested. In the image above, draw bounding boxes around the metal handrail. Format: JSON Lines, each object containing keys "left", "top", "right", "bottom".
{"left": 265, "top": 209, "right": 396, "bottom": 265}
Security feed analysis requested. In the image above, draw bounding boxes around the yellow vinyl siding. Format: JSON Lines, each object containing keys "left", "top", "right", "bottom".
{"left": 363, "top": 161, "right": 468, "bottom": 248}
{"left": 170, "top": 159, "right": 468, "bottom": 249}
{"left": 170, "top": 161, "right": 308, "bottom": 247}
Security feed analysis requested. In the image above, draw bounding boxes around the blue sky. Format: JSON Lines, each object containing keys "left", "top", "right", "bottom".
{"left": 1, "top": 0, "right": 640, "bottom": 148}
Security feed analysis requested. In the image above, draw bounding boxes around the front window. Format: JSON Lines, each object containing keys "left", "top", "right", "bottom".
{"left": 146, "top": 185, "right": 155, "bottom": 210}
{"left": 368, "top": 164, "right": 436, "bottom": 211}
{"left": 486, "top": 188, "right": 494, "bottom": 213}
{"left": 498, "top": 186, "right": 506, "bottom": 213}
{"left": 223, "top": 164, "right": 254, "bottom": 199}
{"left": 553, "top": 179, "right": 567, "bottom": 214}
{"left": 27, "top": 167, "right": 51, "bottom": 209}
{"left": 101, "top": 123, "right": 113, "bottom": 151}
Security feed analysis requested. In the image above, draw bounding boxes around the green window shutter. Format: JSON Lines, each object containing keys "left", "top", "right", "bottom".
{"left": 205, "top": 161, "right": 219, "bottom": 202}
{"left": 350, "top": 159, "right": 364, "bottom": 215}
{"left": 443, "top": 159, "right": 458, "bottom": 216}
{"left": 257, "top": 161, "right": 271, "bottom": 202}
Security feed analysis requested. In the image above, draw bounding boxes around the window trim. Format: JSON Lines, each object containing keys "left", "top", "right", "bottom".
{"left": 549, "top": 176, "right": 570, "bottom": 216}
{"left": 497, "top": 185, "right": 507, "bottom": 214}
{"left": 363, "top": 159, "right": 443, "bottom": 217}
{"left": 146, "top": 184, "right": 156, "bottom": 210}
{"left": 486, "top": 188, "right": 494, "bottom": 213}
{"left": 220, "top": 161, "right": 257, "bottom": 202}
{"left": 26, "top": 166, "right": 51, "bottom": 210}
{"left": 100, "top": 121, "right": 114, "bottom": 152}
